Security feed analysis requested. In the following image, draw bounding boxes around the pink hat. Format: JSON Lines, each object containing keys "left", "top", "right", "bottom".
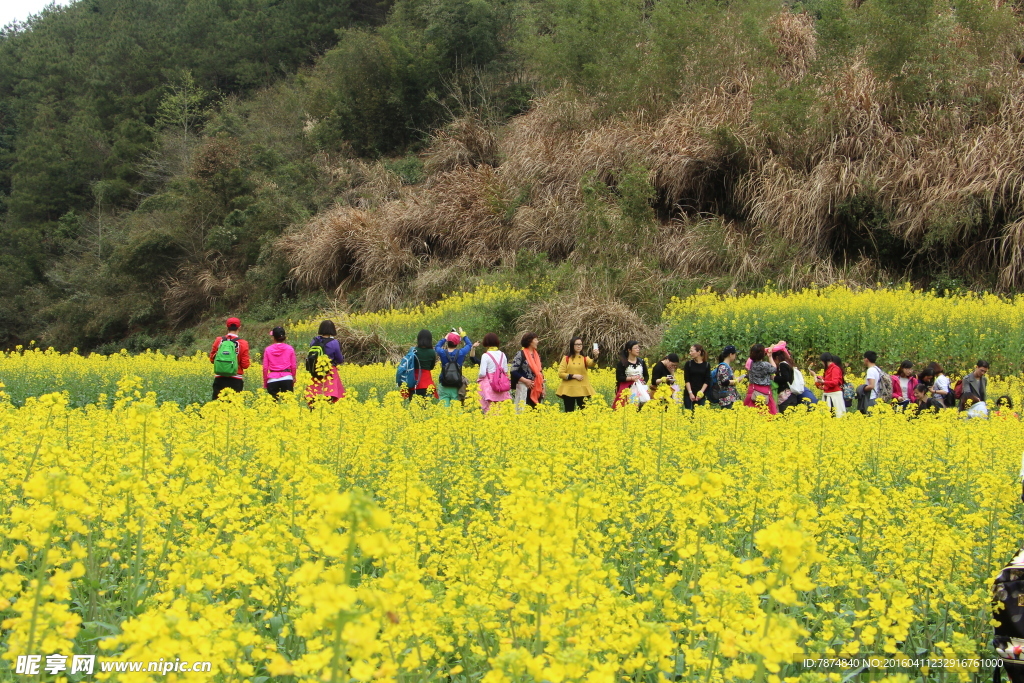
{"left": 445, "top": 332, "right": 461, "bottom": 345}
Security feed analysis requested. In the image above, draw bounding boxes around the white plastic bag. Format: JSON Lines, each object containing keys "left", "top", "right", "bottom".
{"left": 629, "top": 381, "right": 651, "bottom": 404}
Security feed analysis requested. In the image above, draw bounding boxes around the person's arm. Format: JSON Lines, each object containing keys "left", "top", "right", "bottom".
{"left": 262, "top": 349, "right": 269, "bottom": 387}
{"left": 642, "top": 360, "right": 649, "bottom": 383}
{"left": 558, "top": 356, "right": 571, "bottom": 381}
{"left": 478, "top": 353, "right": 489, "bottom": 379}
{"left": 327, "top": 340, "right": 344, "bottom": 365}
{"left": 511, "top": 352, "right": 532, "bottom": 387}
{"left": 435, "top": 339, "right": 446, "bottom": 355}
{"left": 239, "top": 340, "right": 251, "bottom": 371}
{"left": 210, "top": 337, "right": 221, "bottom": 363}
{"left": 865, "top": 368, "right": 877, "bottom": 391}
{"left": 616, "top": 362, "right": 626, "bottom": 384}
{"left": 288, "top": 347, "right": 297, "bottom": 379}
{"left": 699, "top": 364, "right": 710, "bottom": 394}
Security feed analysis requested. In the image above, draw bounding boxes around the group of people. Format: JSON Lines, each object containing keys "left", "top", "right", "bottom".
{"left": 209, "top": 318, "right": 1012, "bottom": 418}
{"left": 209, "top": 318, "right": 347, "bottom": 403}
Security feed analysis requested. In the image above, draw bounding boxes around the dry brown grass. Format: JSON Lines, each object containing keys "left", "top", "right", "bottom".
{"left": 164, "top": 257, "right": 234, "bottom": 327}
{"left": 279, "top": 20, "right": 1024, "bottom": 304}
{"left": 769, "top": 11, "right": 818, "bottom": 80}
{"left": 513, "top": 289, "right": 660, "bottom": 363}
{"left": 423, "top": 116, "right": 500, "bottom": 175}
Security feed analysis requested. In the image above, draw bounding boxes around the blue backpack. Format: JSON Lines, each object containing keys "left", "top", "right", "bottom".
{"left": 707, "top": 365, "right": 722, "bottom": 403}
{"left": 396, "top": 347, "right": 420, "bottom": 389}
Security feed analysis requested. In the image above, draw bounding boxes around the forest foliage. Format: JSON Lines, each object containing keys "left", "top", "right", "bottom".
{"left": 1, "top": 0, "right": 1023, "bottom": 351}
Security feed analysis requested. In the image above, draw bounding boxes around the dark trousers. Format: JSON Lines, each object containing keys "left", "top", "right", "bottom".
{"left": 212, "top": 376, "right": 244, "bottom": 400}
{"left": 562, "top": 395, "right": 587, "bottom": 412}
{"left": 267, "top": 379, "right": 294, "bottom": 400}
{"left": 684, "top": 394, "right": 706, "bottom": 410}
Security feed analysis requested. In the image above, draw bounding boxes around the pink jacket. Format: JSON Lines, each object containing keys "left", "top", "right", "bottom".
{"left": 262, "top": 342, "right": 297, "bottom": 388}
{"left": 891, "top": 374, "right": 918, "bottom": 401}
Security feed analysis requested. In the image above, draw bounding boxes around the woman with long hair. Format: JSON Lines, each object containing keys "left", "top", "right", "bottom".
{"left": 683, "top": 344, "right": 711, "bottom": 409}
{"left": 614, "top": 340, "right": 649, "bottom": 409}
{"left": 556, "top": 337, "right": 599, "bottom": 412}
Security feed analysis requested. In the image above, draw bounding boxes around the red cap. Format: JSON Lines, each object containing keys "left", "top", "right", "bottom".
{"left": 445, "top": 332, "right": 461, "bottom": 345}
{"left": 226, "top": 317, "right": 242, "bottom": 328}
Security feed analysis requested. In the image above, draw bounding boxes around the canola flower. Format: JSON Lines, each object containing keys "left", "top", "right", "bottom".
{"left": 0, "top": 378, "right": 1021, "bottom": 682}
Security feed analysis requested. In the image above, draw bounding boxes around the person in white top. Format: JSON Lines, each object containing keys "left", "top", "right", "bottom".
{"left": 930, "top": 362, "right": 951, "bottom": 407}
{"left": 477, "top": 332, "right": 511, "bottom": 413}
{"left": 857, "top": 350, "right": 882, "bottom": 414}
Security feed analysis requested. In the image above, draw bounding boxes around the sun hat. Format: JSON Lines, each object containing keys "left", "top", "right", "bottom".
{"left": 445, "top": 332, "right": 461, "bottom": 344}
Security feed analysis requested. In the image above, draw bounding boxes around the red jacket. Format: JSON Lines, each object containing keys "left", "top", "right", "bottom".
{"left": 822, "top": 364, "right": 843, "bottom": 393}
{"left": 209, "top": 334, "right": 251, "bottom": 379}
{"left": 891, "top": 374, "right": 918, "bottom": 401}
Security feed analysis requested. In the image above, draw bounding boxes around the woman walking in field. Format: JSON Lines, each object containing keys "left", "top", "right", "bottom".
{"left": 614, "top": 340, "right": 649, "bottom": 409}
{"left": 478, "top": 333, "right": 511, "bottom": 413}
{"left": 817, "top": 352, "right": 845, "bottom": 417}
{"left": 410, "top": 329, "right": 438, "bottom": 399}
{"left": 262, "top": 326, "right": 296, "bottom": 400}
{"left": 743, "top": 343, "right": 778, "bottom": 413}
{"left": 714, "top": 345, "right": 741, "bottom": 409}
{"left": 511, "top": 333, "right": 545, "bottom": 410}
{"left": 556, "top": 337, "right": 598, "bottom": 412}
{"left": 683, "top": 344, "right": 711, "bottom": 409}
{"left": 306, "top": 320, "right": 345, "bottom": 403}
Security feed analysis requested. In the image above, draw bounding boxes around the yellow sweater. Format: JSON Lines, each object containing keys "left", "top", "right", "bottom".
{"left": 556, "top": 355, "right": 597, "bottom": 397}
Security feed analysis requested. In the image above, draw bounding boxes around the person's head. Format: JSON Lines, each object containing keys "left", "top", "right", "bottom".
{"left": 568, "top": 337, "right": 584, "bottom": 357}
{"left": 831, "top": 353, "right": 844, "bottom": 371}
{"left": 929, "top": 361, "right": 945, "bottom": 376}
{"left": 271, "top": 326, "right": 286, "bottom": 342}
{"left": 749, "top": 344, "right": 766, "bottom": 363}
{"left": 897, "top": 360, "right": 914, "bottom": 378}
{"left": 662, "top": 352, "right": 679, "bottom": 371}
{"left": 622, "top": 340, "right": 640, "bottom": 361}
{"left": 689, "top": 344, "right": 707, "bottom": 363}
{"left": 997, "top": 395, "right": 1014, "bottom": 410}
{"left": 482, "top": 332, "right": 500, "bottom": 348}
{"left": 959, "top": 393, "right": 983, "bottom": 411}
{"left": 417, "top": 329, "right": 433, "bottom": 349}
{"left": 914, "top": 383, "right": 929, "bottom": 399}
{"left": 771, "top": 350, "right": 788, "bottom": 364}
{"left": 445, "top": 332, "right": 461, "bottom": 349}
{"left": 226, "top": 316, "right": 241, "bottom": 332}
{"left": 719, "top": 345, "right": 737, "bottom": 363}
{"left": 520, "top": 332, "right": 539, "bottom": 350}
{"left": 819, "top": 352, "right": 832, "bottom": 368}
{"left": 863, "top": 350, "right": 877, "bottom": 366}
{"left": 975, "top": 359, "right": 990, "bottom": 377}
{"left": 318, "top": 320, "right": 337, "bottom": 337}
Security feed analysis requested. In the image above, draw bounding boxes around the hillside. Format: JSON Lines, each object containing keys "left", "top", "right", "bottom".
{"left": 2, "top": 0, "right": 1023, "bottom": 352}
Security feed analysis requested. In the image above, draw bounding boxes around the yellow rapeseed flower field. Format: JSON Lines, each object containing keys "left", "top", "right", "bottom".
{"left": 2, "top": 286, "right": 1023, "bottom": 682}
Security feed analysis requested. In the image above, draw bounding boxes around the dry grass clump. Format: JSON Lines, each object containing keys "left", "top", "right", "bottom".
{"left": 423, "top": 116, "right": 500, "bottom": 175}
{"left": 769, "top": 11, "right": 818, "bottom": 80}
{"left": 164, "top": 259, "right": 234, "bottom": 327}
{"left": 277, "top": 207, "right": 375, "bottom": 290}
{"left": 513, "top": 289, "right": 659, "bottom": 362}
